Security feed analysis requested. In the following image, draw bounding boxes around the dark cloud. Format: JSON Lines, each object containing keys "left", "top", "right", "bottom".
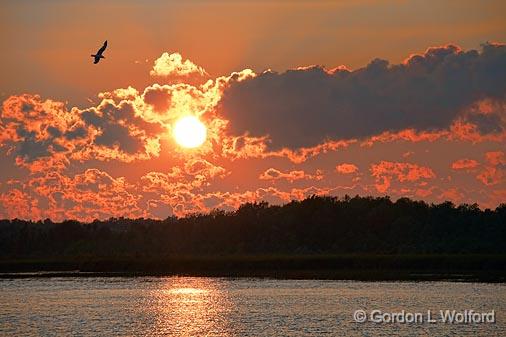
{"left": 220, "top": 43, "right": 506, "bottom": 149}
{"left": 1, "top": 92, "right": 166, "bottom": 168}
{"left": 468, "top": 113, "right": 503, "bottom": 134}
{"left": 81, "top": 100, "right": 162, "bottom": 155}
{"left": 143, "top": 86, "right": 172, "bottom": 113}
{"left": 16, "top": 130, "right": 51, "bottom": 161}
{"left": 21, "top": 103, "right": 34, "bottom": 113}
{"left": 463, "top": 98, "right": 506, "bottom": 134}
{"left": 12, "top": 121, "right": 70, "bottom": 162}
{"left": 46, "top": 126, "right": 62, "bottom": 138}
{"left": 94, "top": 123, "right": 142, "bottom": 154}
{"left": 64, "top": 126, "right": 87, "bottom": 140}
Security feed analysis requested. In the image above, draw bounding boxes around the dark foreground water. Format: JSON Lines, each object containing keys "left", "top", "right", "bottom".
{"left": 0, "top": 277, "right": 504, "bottom": 336}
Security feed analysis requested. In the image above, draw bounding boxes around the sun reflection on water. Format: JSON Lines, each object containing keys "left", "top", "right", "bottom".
{"left": 148, "top": 277, "right": 233, "bottom": 337}
{"left": 168, "top": 287, "right": 208, "bottom": 295}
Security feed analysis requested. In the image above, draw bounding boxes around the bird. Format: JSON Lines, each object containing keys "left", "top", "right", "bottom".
{"left": 91, "top": 40, "right": 107, "bottom": 64}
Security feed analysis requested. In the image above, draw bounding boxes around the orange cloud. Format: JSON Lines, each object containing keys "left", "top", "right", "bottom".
{"left": 361, "top": 118, "right": 506, "bottom": 147}
{"left": 150, "top": 52, "right": 208, "bottom": 78}
{"left": 451, "top": 159, "right": 479, "bottom": 171}
{"left": 140, "top": 160, "right": 227, "bottom": 195}
{"left": 0, "top": 93, "right": 169, "bottom": 170}
{"left": 336, "top": 163, "right": 359, "bottom": 174}
{"left": 438, "top": 187, "right": 465, "bottom": 204}
{"left": 0, "top": 188, "right": 41, "bottom": 220}
{"left": 0, "top": 169, "right": 147, "bottom": 222}
{"left": 477, "top": 151, "right": 505, "bottom": 186}
{"left": 485, "top": 151, "right": 506, "bottom": 166}
{"left": 196, "top": 186, "right": 333, "bottom": 215}
{"left": 184, "top": 159, "right": 228, "bottom": 187}
{"left": 370, "top": 161, "right": 436, "bottom": 193}
{"left": 259, "top": 168, "right": 323, "bottom": 182}
{"left": 361, "top": 128, "right": 445, "bottom": 146}
{"left": 1, "top": 94, "right": 87, "bottom": 171}
{"left": 222, "top": 136, "right": 355, "bottom": 163}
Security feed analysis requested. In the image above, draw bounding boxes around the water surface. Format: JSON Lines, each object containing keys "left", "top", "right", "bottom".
{"left": 1, "top": 277, "right": 504, "bottom": 336}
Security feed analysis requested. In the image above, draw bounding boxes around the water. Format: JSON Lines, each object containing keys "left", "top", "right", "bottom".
{"left": 0, "top": 277, "right": 504, "bottom": 336}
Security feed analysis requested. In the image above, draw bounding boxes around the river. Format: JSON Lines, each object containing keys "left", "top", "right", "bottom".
{"left": 1, "top": 277, "right": 504, "bottom": 336}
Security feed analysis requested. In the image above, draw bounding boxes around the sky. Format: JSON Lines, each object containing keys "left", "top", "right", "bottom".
{"left": 0, "top": 0, "right": 505, "bottom": 221}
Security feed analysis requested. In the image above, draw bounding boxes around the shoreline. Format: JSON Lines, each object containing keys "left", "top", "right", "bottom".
{"left": 0, "top": 270, "right": 505, "bottom": 283}
{"left": 1, "top": 254, "right": 505, "bottom": 282}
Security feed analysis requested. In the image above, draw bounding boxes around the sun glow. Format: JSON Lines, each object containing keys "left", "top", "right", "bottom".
{"left": 173, "top": 116, "right": 207, "bottom": 148}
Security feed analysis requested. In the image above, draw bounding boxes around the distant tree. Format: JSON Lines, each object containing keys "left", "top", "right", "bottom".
{"left": 0, "top": 196, "right": 505, "bottom": 258}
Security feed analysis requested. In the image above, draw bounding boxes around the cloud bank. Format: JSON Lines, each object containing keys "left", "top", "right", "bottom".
{"left": 220, "top": 43, "right": 506, "bottom": 149}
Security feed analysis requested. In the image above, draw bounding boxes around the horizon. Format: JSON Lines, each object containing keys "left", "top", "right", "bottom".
{"left": 1, "top": 194, "right": 505, "bottom": 223}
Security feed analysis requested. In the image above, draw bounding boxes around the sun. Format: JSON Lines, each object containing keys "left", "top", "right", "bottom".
{"left": 173, "top": 116, "right": 207, "bottom": 148}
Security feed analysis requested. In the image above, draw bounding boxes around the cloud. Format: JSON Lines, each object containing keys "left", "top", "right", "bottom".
{"left": 0, "top": 188, "right": 41, "bottom": 220}
{"left": 477, "top": 151, "right": 505, "bottom": 186}
{"left": 465, "top": 99, "right": 505, "bottom": 134}
{"left": 136, "top": 159, "right": 230, "bottom": 215}
{"left": 150, "top": 52, "right": 208, "bottom": 78}
{"left": 450, "top": 151, "right": 506, "bottom": 186}
{"left": 76, "top": 98, "right": 164, "bottom": 162}
{"left": 219, "top": 43, "right": 506, "bottom": 149}
{"left": 336, "top": 163, "right": 359, "bottom": 174}
{"left": 0, "top": 66, "right": 259, "bottom": 172}
{"left": 143, "top": 86, "right": 172, "bottom": 113}
{"left": 0, "top": 92, "right": 169, "bottom": 169}
{"left": 259, "top": 168, "right": 323, "bottom": 182}
{"left": 451, "top": 159, "right": 479, "bottom": 171}
{"left": 140, "top": 83, "right": 219, "bottom": 121}
{"left": 370, "top": 161, "right": 436, "bottom": 193}
{"left": 0, "top": 169, "right": 146, "bottom": 221}
{"left": 438, "top": 187, "right": 465, "bottom": 204}
{"left": 184, "top": 159, "right": 228, "bottom": 187}
{"left": 1, "top": 94, "right": 86, "bottom": 171}
{"left": 221, "top": 134, "right": 355, "bottom": 163}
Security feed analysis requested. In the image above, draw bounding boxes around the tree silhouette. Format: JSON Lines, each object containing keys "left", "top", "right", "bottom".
{"left": 0, "top": 195, "right": 505, "bottom": 259}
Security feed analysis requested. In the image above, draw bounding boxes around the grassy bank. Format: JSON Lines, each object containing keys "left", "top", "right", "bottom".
{"left": 1, "top": 254, "right": 505, "bottom": 282}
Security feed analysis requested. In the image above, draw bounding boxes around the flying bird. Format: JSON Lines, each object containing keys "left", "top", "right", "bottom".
{"left": 91, "top": 40, "right": 107, "bottom": 64}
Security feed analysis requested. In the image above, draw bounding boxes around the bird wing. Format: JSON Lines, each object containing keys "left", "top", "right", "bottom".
{"left": 97, "top": 40, "right": 107, "bottom": 55}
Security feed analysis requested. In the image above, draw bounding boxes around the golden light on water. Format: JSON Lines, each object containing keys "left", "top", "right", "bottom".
{"left": 150, "top": 277, "right": 233, "bottom": 337}
{"left": 173, "top": 116, "right": 207, "bottom": 148}
{"left": 169, "top": 287, "right": 208, "bottom": 295}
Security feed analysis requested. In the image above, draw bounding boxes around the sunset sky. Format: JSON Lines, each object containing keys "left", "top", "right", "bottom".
{"left": 1, "top": 0, "right": 505, "bottom": 221}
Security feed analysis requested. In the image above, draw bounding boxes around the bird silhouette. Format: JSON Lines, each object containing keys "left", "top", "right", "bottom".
{"left": 91, "top": 40, "right": 107, "bottom": 64}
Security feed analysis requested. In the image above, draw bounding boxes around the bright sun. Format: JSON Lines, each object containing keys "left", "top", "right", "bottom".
{"left": 173, "top": 116, "right": 207, "bottom": 148}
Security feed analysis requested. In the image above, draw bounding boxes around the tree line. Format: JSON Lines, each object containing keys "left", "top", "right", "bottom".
{"left": 1, "top": 195, "right": 505, "bottom": 258}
